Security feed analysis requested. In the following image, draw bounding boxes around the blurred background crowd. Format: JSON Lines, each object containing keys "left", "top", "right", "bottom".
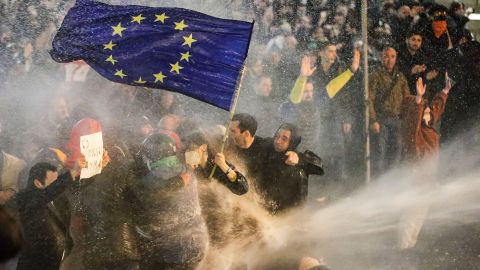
{"left": 0, "top": 0, "right": 479, "bottom": 198}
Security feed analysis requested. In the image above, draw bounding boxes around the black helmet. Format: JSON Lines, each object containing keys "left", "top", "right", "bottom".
{"left": 140, "top": 133, "right": 176, "bottom": 162}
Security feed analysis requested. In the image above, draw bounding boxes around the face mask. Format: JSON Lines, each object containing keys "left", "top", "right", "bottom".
{"left": 185, "top": 150, "right": 201, "bottom": 167}
{"left": 432, "top": 21, "right": 447, "bottom": 38}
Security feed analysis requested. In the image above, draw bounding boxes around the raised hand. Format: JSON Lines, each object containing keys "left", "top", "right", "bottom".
{"left": 416, "top": 77, "right": 426, "bottom": 97}
{"left": 300, "top": 55, "right": 316, "bottom": 78}
{"left": 442, "top": 72, "right": 452, "bottom": 94}
{"left": 350, "top": 49, "right": 360, "bottom": 73}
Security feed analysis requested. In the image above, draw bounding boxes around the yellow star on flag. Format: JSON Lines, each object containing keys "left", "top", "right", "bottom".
{"left": 153, "top": 71, "right": 166, "bottom": 83}
{"left": 105, "top": 55, "right": 118, "bottom": 65}
{"left": 182, "top": 34, "right": 197, "bottom": 48}
{"left": 131, "top": 14, "right": 146, "bottom": 24}
{"left": 103, "top": 40, "right": 116, "bottom": 50}
{"left": 112, "top": 22, "right": 127, "bottom": 37}
{"left": 154, "top": 13, "right": 169, "bottom": 23}
{"left": 174, "top": 20, "right": 188, "bottom": 31}
{"left": 170, "top": 62, "right": 184, "bottom": 74}
{"left": 114, "top": 69, "right": 127, "bottom": 79}
{"left": 134, "top": 77, "right": 146, "bottom": 84}
{"left": 180, "top": 51, "right": 192, "bottom": 62}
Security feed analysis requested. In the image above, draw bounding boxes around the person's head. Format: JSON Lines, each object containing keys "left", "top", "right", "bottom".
{"left": 230, "top": 113, "right": 257, "bottom": 148}
{"left": 140, "top": 133, "right": 177, "bottom": 170}
{"left": 450, "top": 2, "right": 465, "bottom": 17}
{"left": 136, "top": 115, "right": 154, "bottom": 138}
{"left": 430, "top": 5, "right": 448, "bottom": 37}
{"left": 302, "top": 80, "right": 315, "bottom": 102}
{"left": 273, "top": 123, "right": 301, "bottom": 153}
{"left": 251, "top": 58, "right": 264, "bottom": 76}
{"left": 49, "top": 96, "right": 69, "bottom": 123}
{"left": 397, "top": 5, "right": 411, "bottom": 20}
{"left": 406, "top": 30, "right": 423, "bottom": 52}
{"left": 423, "top": 105, "right": 432, "bottom": 126}
{"left": 318, "top": 42, "right": 337, "bottom": 66}
{"left": 158, "top": 114, "right": 180, "bottom": 132}
{"left": 255, "top": 76, "right": 273, "bottom": 97}
{"left": 184, "top": 132, "right": 209, "bottom": 169}
{"left": 28, "top": 162, "right": 58, "bottom": 189}
{"left": 160, "top": 91, "right": 175, "bottom": 109}
{"left": 382, "top": 47, "right": 397, "bottom": 72}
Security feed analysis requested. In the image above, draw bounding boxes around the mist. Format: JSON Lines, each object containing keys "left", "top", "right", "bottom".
{"left": 1, "top": 0, "right": 480, "bottom": 270}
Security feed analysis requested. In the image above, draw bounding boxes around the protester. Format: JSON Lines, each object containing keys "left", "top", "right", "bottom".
{"left": 258, "top": 123, "right": 324, "bottom": 214}
{"left": 184, "top": 131, "right": 249, "bottom": 268}
{"left": 135, "top": 133, "right": 208, "bottom": 270}
{"left": 227, "top": 113, "right": 269, "bottom": 181}
{"left": 15, "top": 161, "right": 82, "bottom": 270}
{"left": 369, "top": 46, "right": 410, "bottom": 176}
{"left": 60, "top": 118, "right": 140, "bottom": 270}
{"left": 397, "top": 76, "right": 451, "bottom": 251}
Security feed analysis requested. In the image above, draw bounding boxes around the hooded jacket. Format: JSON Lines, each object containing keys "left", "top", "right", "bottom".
{"left": 258, "top": 124, "right": 324, "bottom": 214}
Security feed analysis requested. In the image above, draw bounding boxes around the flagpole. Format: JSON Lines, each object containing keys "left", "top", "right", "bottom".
{"left": 209, "top": 65, "right": 248, "bottom": 179}
{"left": 361, "top": 0, "right": 371, "bottom": 185}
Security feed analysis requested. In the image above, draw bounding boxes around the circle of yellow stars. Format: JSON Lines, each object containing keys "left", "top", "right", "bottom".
{"left": 103, "top": 13, "right": 197, "bottom": 85}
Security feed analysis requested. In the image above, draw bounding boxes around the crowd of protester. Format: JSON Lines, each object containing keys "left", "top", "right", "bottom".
{"left": 1, "top": 0, "right": 480, "bottom": 269}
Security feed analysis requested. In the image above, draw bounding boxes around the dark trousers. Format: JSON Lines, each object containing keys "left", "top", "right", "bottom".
{"left": 371, "top": 117, "right": 402, "bottom": 176}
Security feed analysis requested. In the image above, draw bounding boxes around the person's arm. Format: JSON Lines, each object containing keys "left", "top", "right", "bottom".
{"left": 33, "top": 172, "right": 75, "bottom": 205}
{"left": 298, "top": 150, "right": 324, "bottom": 176}
{"left": 211, "top": 154, "right": 249, "bottom": 195}
{"left": 368, "top": 73, "right": 380, "bottom": 133}
{"left": 290, "top": 56, "right": 316, "bottom": 104}
{"left": 400, "top": 78, "right": 426, "bottom": 152}
{"left": 430, "top": 74, "right": 451, "bottom": 124}
{"left": 325, "top": 49, "right": 360, "bottom": 98}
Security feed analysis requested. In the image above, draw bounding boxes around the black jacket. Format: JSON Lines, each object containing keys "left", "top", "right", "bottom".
{"left": 197, "top": 157, "right": 248, "bottom": 195}
{"left": 258, "top": 146, "right": 324, "bottom": 214}
{"left": 257, "top": 126, "right": 324, "bottom": 214}
{"left": 15, "top": 172, "right": 73, "bottom": 270}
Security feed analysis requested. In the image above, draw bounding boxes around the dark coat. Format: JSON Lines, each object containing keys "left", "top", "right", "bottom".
{"left": 136, "top": 158, "right": 208, "bottom": 268}
{"left": 15, "top": 172, "right": 73, "bottom": 270}
{"left": 76, "top": 146, "right": 141, "bottom": 269}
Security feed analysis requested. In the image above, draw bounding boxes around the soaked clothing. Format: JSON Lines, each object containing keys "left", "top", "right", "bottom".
{"left": 73, "top": 146, "right": 140, "bottom": 270}
{"left": 196, "top": 157, "right": 248, "bottom": 248}
{"left": 229, "top": 136, "right": 270, "bottom": 181}
{"left": 15, "top": 172, "right": 73, "bottom": 270}
{"left": 136, "top": 158, "right": 207, "bottom": 270}
{"left": 258, "top": 147, "right": 324, "bottom": 214}
{"left": 196, "top": 157, "right": 248, "bottom": 196}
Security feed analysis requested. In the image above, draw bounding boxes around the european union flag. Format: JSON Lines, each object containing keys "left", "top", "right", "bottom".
{"left": 51, "top": 0, "right": 253, "bottom": 110}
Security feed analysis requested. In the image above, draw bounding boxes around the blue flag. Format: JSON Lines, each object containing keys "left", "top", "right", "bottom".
{"left": 51, "top": 0, "right": 253, "bottom": 110}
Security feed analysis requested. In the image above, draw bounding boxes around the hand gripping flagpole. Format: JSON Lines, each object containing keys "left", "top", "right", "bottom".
{"left": 209, "top": 65, "right": 248, "bottom": 179}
